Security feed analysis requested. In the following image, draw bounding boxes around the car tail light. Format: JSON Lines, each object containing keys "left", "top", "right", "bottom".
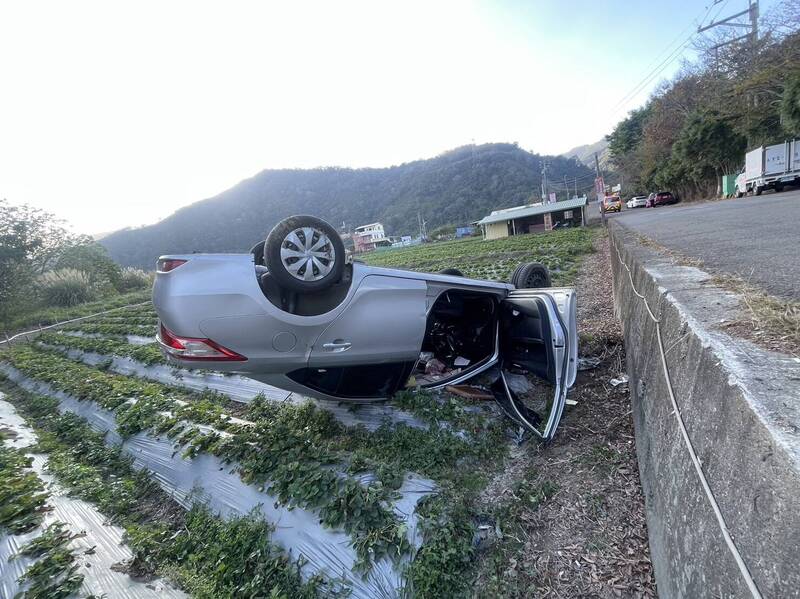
{"left": 157, "top": 323, "right": 246, "bottom": 361}
{"left": 157, "top": 259, "right": 187, "bottom": 273}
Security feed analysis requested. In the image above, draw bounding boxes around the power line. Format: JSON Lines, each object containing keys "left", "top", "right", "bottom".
{"left": 609, "top": 2, "right": 719, "bottom": 117}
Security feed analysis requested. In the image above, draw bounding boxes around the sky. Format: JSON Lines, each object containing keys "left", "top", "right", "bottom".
{"left": 0, "top": 0, "right": 778, "bottom": 235}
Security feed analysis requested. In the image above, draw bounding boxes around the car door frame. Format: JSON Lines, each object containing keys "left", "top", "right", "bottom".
{"left": 496, "top": 288, "right": 576, "bottom": 440}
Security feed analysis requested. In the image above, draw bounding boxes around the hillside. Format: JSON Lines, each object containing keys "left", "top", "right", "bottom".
{"left": 560, "top": 138, "right": 610, "bottom": 170}
{"left": 100, "top": 143, "right": 593, "bottom": 268}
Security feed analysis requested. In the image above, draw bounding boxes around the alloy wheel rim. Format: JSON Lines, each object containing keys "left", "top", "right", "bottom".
{"left": 280, "top": 227, "right": 336, "bottom": 282}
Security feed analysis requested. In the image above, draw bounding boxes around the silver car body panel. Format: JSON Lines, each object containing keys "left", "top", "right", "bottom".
{"left": 153, "top": 252, "right": 576, "bottom": 438}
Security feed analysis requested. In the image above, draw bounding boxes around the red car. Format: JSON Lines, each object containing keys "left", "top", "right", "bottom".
{"left": 646, "top": 191, "right": 677, "bottom": 207}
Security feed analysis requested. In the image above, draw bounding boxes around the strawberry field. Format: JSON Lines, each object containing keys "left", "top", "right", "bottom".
{"left": 0, "top": 230, "right": 624, "bottom": 598}
{"left": 0, "top": 301, "right": 514, "bottom": 598}
{"left": 361, "top": 228, "right": 596, "bottom": 284}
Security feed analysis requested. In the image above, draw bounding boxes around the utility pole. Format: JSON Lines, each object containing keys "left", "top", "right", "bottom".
{"left": 574, "top": 177, "right": 578, "bottom": 198}
{"left": 541, "top": 160, "right": 549, "bottom": 203}
{"left": 417, "top": 211, "right": 427, "bottom": 240}
{"left": 698, "top": 1, "right": 759, "bottom": 56}
{"left": 564, "top": 175, "right": 569, "bottom": 201}
{"left": 595, "top": 152, "right": 606, "bottom": 226}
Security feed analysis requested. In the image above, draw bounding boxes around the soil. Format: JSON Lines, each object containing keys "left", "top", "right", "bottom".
{"left": 473, "top": 231, "right": 657, "bottom": 598}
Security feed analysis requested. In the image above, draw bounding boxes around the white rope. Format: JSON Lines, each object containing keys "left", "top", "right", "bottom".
{"left": 611, "top": 234, "right": 762, "bottom": 599}
{"left": 0, "top": 301, "right": 151, "bottom": 347}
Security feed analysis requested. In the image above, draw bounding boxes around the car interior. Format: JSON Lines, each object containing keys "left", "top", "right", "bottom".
{"left": 413, "top": 289, "right": 498, "bottom": 385}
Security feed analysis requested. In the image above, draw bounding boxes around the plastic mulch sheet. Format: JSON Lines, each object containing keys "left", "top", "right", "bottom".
{"left": 42, "top": 343, "right": 430, "bottom": 432}
{"left": 0, "top": 365, "right": 437, "bottom": 599}
{"left": 0, "top": 395, "right": 187, "bottom": 599}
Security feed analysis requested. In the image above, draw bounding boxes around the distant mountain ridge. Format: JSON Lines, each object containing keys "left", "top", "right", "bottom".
{"left": 561, "top": 138, "right": 610, "bottom": 170}
{"left": 100, "top": 143, "right": 593, "bottom": 269}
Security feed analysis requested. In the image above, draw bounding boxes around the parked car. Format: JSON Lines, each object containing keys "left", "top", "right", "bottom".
{"left": 153, "top": 215, "right": 578, "bottom": 440}
{"left": 626, "top": 196, "right": 648, "bottom": 209}
{"left": 646, "top": 191, "right": 677, "bottom": 207}
{"left": 601, "top": 195, "right": 622, "bottom": 213}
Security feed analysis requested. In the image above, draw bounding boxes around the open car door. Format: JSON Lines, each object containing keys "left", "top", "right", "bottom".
{"left": 495, "top": 288, "right": 577, "bottom": 440}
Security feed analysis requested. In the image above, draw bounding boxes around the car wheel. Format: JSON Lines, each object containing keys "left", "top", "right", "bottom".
{"left": 755, "top": 185, "right": 763, "bottom": 196}
{"left": 264, "top": 215, "right": 345, "bottom": 292}
{"left": 439, "top": 268, "right": 464, "bottom": 276}
{"left": 514, "top": 262, "right": 551, "bottom": 289}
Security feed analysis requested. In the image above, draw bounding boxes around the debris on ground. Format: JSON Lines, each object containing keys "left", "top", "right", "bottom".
{"left": 578, "top": 356, "right": 602, "bottom": 370}
{"left": 445, "top": 385, "right": 494, "bottom": 401}
{"left": 610, "top": 374, "right": 629, "bottom": 387}
{"left": 472, "top": 231, "right": 657, "bottom": 598}
{"left": 424, "top": 358, "right": 446, "bottom": 375}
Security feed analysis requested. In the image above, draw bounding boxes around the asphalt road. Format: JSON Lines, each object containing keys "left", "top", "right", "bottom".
{"left": 606, "top": 188, "right": 800, "bottom": 300}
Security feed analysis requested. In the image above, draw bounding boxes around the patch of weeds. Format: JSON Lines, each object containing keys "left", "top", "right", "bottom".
{"left": 586, "top": 492, "right": 607, "bottom": 519}
{"left": 585, "top": 534, "right": 609, "bottom": 554}
{"left": 579, "top": 444, "right": 622, "bottom": 474}
{"left": 0, "top": 444, "right": 49, "bottom": 534}
{"left": 480, "top": 475, "right": 558, "bottom": 598}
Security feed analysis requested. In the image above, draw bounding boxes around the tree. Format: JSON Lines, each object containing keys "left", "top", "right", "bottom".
{"left": 781, "top": 73, "right": 800, "bottom": 135}
{"left": 55, "top": 241, "right": 122, "bottom": 290}
{"left": 606, "top": 106, "right": 651, "bottom": 159}
{"left": 0, "top": 200, "right": 80, "bottom": 320}
{"left": 671, "top": 112, "right": 746, "bottom": 192}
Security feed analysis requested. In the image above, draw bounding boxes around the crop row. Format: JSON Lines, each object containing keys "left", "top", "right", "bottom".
{"left": 38, "top": 332, "right": 165, "bottom": 366}
{"left": 0, "top": 378, "right": 324, "bottom": 598}
{"left": 73, "top": 314, "right": 158, "bottom": 326}
{"left": 1, "top": 414, "right": 97, "bottom": 597}
{"left": 1, "top": 344, "right": 507, "bottom": 579}
{"left": 61, "top": 322, "right": 156, "bottom": 336}
{"left": 0, "top": 444, "right": 86, "bottom": 598}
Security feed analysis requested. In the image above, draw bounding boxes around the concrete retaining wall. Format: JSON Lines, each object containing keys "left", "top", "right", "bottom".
{"left": 609, "top": 222, "right": 800, "bottom": 599}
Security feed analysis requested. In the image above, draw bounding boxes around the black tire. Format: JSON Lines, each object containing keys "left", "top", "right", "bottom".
{"left": 250, "top": 240, "right": 266, "bottom": 266}
{"left": 514, "top": 262, "right": 552, "bottom": 289}
{"left": 755, "top": 185, "right": 763, "bottom": 196}
{"left": 509, "top": 263, "right": 526, "bottom": 286}
{"left": 264, "top": 215, "right": 345, "bottom": 293}
{"left": 439, "top": 268, "right": 463, "bottom": 276}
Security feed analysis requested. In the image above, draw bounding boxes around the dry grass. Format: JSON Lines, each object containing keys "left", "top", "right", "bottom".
{"left": 713, "top": 274, "right": 800, "bottom": 356}
{"left": 635, "top": 234, "right": 799, "bottom": 356}
{"left": 472, "top": 231, "right": 657, "bottom": 598}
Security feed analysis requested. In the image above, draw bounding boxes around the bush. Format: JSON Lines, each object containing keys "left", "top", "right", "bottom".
{"left": 37, "top": 268, "right": 97, "bottom": 307}
{"left": 55, "top": 242, "right": 123, "bottom": 290}
{"left": 118, "top": 267, "right": 153, "bottom": 292}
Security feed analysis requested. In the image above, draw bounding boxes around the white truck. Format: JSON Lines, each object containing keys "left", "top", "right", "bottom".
{"left": 736, "top": 139, "right": 800, "bottom": 196}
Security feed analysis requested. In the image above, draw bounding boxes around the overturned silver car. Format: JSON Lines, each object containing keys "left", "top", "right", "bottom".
{"left": 153, "top": 215, "right": 577, "bottom": 439}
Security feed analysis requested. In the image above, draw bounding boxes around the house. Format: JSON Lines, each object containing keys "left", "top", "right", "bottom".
{"left": 476, "top": 196, "right": 588, "bottom": 240}
{"left": 353, "top": 222, "right": 388, "bottom": 253}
